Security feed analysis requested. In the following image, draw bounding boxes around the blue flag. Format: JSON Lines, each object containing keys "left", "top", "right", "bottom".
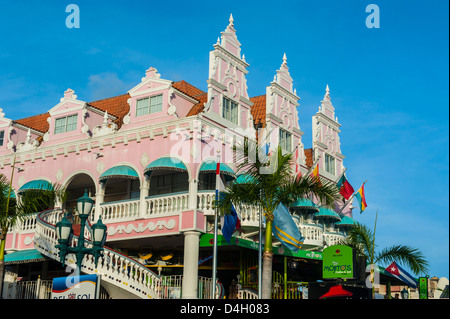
{"left": 222, "top": 204, "right": 241, "bottom": 243}
{"left": 272, "top": 203, "right": 304, "bottom": 252}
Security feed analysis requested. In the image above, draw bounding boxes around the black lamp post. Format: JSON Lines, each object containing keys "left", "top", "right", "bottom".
{"left": 55, "top": 190, "right": 107, "bottom": 273}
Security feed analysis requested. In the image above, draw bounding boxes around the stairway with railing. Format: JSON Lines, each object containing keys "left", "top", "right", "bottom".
{"left": 32, "top": 208, "right": 224, "bottom": 299}
{"left": 34, "top": 208, "right": 163, "bottom": 298}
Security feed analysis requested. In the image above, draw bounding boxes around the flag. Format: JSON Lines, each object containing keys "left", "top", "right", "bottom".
{"left": 217, "top": 163, "right": 241, "bottom": 243}
{"left": 385, "top": 261, "right": 418, "bottom": 288}
{"left": 272, "top": 203, "right": 304, "bottom": 252}
{"left": 295, "top": 148, "right": 302, "bottom": 182}
{"left": 310, "top": 162, "right": 321, "bottom": 185}
{"left": 354, "top": 183, "right": 367, "bottom": 213}
{"left": 311, "top": 163, "right": 319, "bottom": 179}
{"left": 336, "top": 174, "right": 354, "bottom": 200}
{"left": 222, "top": 204, "right": 241, "bottom": 243}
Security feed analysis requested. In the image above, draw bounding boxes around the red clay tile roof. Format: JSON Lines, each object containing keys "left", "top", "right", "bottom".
{"left": 14, "top": 113, "right": 50, "bottom": 133}
{"left": 186, "top": 93, "right": 208, "bottom": 117}
{"left": 173, "top": 80, "right": 206, "bottom": 98}
{"left": 249, "top": 95, "right": 266, "bottom": 127}
{"left": 87, "top": 93, "right": 130, "bottom": 129}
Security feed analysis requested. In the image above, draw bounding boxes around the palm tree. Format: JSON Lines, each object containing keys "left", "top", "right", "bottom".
{"left": 0, "top": 160, "right": 67, "bottom": 296}
{"left": 340, "top": 212, "right": 429, "bottom": 298}
{"left": 218, "top": 141, "right": 341, "bottom": 298}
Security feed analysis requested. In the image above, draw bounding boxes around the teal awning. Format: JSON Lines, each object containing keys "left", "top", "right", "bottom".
{"left": 144, "top": 157, "right": 187, "bottom": 175}
{"left": 235, "top": 174, "right": 254, "bottom": 184}
{"left": 199, "top": 160, "right": 235, "bottom": 178}
{"left": 291, "top": 198, "right": 319, "bottom": 212}
{"left": 18, "top": 180, "right": 53, "bottom": 194}
{"left": 336, "top": 216, "right": 356, "bottom": 227}
{"left": 4, "top": 249, "right": 47, "bottom": 265}
{"left": 314, "top": 207, "right": 341, "bottom": 221}
{"left": 99, "top": 165, "right": 139, "bottom": 182}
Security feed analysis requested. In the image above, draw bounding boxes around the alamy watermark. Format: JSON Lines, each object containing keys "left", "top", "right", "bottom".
{"left": 66, "top": 4, "right": 80, "bottom": 29}
{"left": 365, "top": 4, "right": 380, "bottom": 29}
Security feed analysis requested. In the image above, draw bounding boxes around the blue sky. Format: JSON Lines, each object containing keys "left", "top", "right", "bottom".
{"left": 0, "top": 1, "right": 448, "bottom": 278}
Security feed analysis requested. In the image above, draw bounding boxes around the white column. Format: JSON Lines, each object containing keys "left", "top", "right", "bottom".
{"left": 182, "top": 231, "right": 200, "bottom": 299}
{"left": 139, "top": 176, "right": 150, "bottom": 218}
{"left": 188, "top": 178, "right": 198, "bottom": 210}
{"left": 94, "top": 182, "right": 106, "bottom": 221}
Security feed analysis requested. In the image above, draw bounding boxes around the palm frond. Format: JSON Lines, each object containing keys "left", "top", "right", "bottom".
{"left": 375, "top": 244, "right": 429, "bottom": 275}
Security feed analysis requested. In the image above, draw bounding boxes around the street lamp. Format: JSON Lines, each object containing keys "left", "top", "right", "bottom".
{"left": 55, "top": 190, "right": 107, "bottom": 273}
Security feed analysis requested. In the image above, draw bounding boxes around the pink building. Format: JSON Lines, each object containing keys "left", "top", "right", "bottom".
{"left": 1, "top": 16, "right": 354, "bottom": 299}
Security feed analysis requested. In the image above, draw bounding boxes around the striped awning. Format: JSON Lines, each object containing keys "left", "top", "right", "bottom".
{"left": 314, "top": 207, "right": 341, "bottom": 221}
{"left": 18, "top": 180, "right": 53, "bottom": 194}
{"left": 144, "top": 157, "right": 187, "bottom": 175}
{"left": 199, "top": 160, "right": 235, "bottom": 178}
{"left": 4, "top": 249, "right": 47, "bottom": 265}
{"left": 99, "top": 165, "right": 139, "bottom": 182}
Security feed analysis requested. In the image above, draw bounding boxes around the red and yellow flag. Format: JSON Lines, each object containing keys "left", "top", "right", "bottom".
{"left": 354, "top": 183, "right": 368, "bottom": 213}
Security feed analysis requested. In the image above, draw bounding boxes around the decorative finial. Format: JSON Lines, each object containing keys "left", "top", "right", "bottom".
{"left": 282, "top": 53, "right": 287, "bottom": 65}
{"left": 229, "top": 13, "right": 234, "bottom": 26}
{"left": 242, "top": 54, "right": 246, "bottom": 62}
{"left": 324, "top": 84, "right": 330, "bottom": 100}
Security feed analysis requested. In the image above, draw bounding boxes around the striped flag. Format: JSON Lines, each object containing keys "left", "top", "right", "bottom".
{"left": 272, "top": 203, "right": 304, "bottom": 252}
{"left": 385, "top": 261, "right": 418, "bottom": 288}
{"left": 354, "top": 183, "right": 368, "bottom": 213}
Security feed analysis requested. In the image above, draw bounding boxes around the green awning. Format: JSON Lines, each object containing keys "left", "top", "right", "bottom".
{"left": 199, "top": 233, "right": 322, "bottom": 260}
{"left": 291, "top": 199, "right": 319, "bottom": 212}
{"left": 314, "top": 207, "right": 341, "bottom": 221}
{"left": 336, "top": 216, "right": 356, "bottom": 227}
{"left": 235, "top": 174, "right": 254, "bottom": 184}
{"left": 144, "top": 157, "right": 187, "bottom": 175}
{"left": 99, "top": 165, "right": 139, "bottom": 182}
{"left": 199, "top": 160, "right": 235, "bottom": 178}
{"left": 4, "top": 249, "right": 47, "bottom": 265}
{"left": 18, "top": 180, "right": 53, "bottom": 194}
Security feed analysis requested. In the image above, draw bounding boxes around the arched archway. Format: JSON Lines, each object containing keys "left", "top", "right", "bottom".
{"left": 64, "top": 173, "right": 96, "bottom": 211}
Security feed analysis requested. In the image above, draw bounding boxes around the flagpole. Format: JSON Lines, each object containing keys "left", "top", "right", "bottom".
{"left": 334, "top": 167, "right": 347, "bottom": 183}
{"left": 258, "top": 198, "right": 263, "bottom": 299}
{"left": 212, "top": 150, "right": 220, "bottom": 299}
{"left": 337, "top": 180, "right": 367, "bottom": 215}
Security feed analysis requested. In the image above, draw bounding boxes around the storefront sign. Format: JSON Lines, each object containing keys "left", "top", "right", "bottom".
{"left": 419, "top": 277, "right": 428, "bottom": 299}
{"left": 51, "top": 274, "right": 100, "bottom": 299}
{"left": 322, "top": 245, "right": 354, "bottom": 279}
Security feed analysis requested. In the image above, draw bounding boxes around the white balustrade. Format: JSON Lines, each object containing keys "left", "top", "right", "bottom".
{"left": 144, "top": 193, "right": 189, "bottom": 216}
{"left": 197, "top": 192, "right": 216, "bottom": 215}
{"left": 100, "top": 199, "right": 140, "bottom": 222}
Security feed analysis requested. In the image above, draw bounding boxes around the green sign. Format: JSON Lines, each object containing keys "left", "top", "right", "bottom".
{"left": 199, "top": 234, "right": 322, "bottom": 260}
{"left": 419, "top": 277, "right": 428, "bottom": 299}
{"left": 322, "top": 245, "right": 354, "bottom": 279}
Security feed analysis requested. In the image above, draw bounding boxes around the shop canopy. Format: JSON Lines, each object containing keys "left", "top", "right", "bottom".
{"left": 199, "top": 160, "right": 235, "bottom": 180}
{"left": 314, "top": 207, "right": 341, "bottom": 221}
{"left": 290, "top": 198, "right": 319, "bottom": 212}
{"left": 234, "top": 174, "right": 254, "bottom": 184}
{"left": 99, "top": 165, "right": 139, "bottom": 182}
{"left": 144, "top": 157, "right": 188, "bottom": 175}
{"left": 336, "top": 216, "right": 356, "bottom": 227}
{"left": 4, "top": 249, "right": 47, "bottom": 265}
{"left": 18, "top": 180, "right": 53, "bottom": 194}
